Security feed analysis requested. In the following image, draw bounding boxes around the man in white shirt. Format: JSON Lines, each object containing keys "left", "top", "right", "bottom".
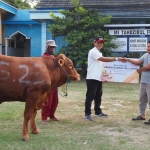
{"left": 85, "top": 36, "right": 124, "bottom": 121}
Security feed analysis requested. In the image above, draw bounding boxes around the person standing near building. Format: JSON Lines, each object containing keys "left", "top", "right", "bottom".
{"left": 125, "top": 41, "right": 150, "bottom": 125}
{"left": 84, "top": 36, "right": 125, "bottom": 121}
{"left": 147, "top": 101, "right": 150, "bottom": 109}
{"left": 41, "top": 40, "right": 59, "bottom": 124}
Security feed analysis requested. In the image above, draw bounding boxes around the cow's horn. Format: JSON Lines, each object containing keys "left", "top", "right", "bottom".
{"left": 58, "top": 59, "right": 64, "bottom": 66}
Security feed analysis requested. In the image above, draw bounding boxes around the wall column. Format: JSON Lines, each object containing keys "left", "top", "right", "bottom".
{"left": 41, "top": 21, "right": 46, "bottom": 55}
{"left": 5, "top": 38, "right": 8, "bottom": 56}
{"left": 0, "top": 12, "right": 2, "bottom": 54}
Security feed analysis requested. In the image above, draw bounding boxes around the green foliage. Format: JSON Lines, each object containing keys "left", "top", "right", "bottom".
{"left": 48, "top": 1, "right": 117, "bottom": 75}
{"left": 123, "top": 52, "right": 143, "bottom": 58}
{"left": 71, "top": 0, "right": 79, "bottom": 7}
{"left": 3, "top": 0, "right": 31, "bottom": 9}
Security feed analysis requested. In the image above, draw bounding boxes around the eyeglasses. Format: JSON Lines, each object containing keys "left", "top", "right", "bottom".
{"left": 49, "top": 46, "right": 56, "bottom": 48}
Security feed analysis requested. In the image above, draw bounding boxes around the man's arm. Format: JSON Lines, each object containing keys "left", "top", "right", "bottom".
{"left": 136, "top": 63, "right": 150, "bottom": 73}
{"left": 97, "top": 57, "right": 125, "bottom": 62}
{"left": 126, "top": 58, "right": 142, "bottom": 65}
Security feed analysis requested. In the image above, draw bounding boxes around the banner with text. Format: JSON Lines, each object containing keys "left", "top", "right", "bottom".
{"left": 101, "top": 60, "right": 140, "bottom": 83}
{"left": 112, "top": 38, "right": 127, "bottom": 51}
{"left": 129, "top": 38, "right": 147, "bottom": 51}
{"left": 109, "top": 29, "right": 150, "bottom": 35}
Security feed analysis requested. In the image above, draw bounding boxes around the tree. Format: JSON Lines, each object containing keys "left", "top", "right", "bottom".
{"left": 48, "top": 0, "right": 117, "bottom": 77}
{"left": 3, "top": 0, "right": 31, "bottom": 9}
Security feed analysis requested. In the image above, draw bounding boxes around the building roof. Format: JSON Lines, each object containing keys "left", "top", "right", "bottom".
{"left": 37, "top": 0, "right": 150, "bottom": 9}
{"left": 37, "top": 0, "right": 74, "bottom": 9}
{"left": 0, "top": 0, "right": 17, "bottom": 15}
{"left": 36, "top": 0, "right": 150, "bottom": 18}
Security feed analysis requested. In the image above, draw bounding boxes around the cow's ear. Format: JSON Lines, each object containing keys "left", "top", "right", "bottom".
{"left": 58, "top": 59, "right": 64, "bottom": 66}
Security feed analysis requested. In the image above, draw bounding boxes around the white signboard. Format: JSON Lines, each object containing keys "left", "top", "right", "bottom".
{"left": 129, "top": 38, "right": 147, "bottom": 51}
{"left": 101, "top": 60, "right": 140, "bottom": 83}
{"left": 109, "top": 29, "right": 150, "bottom": 35}
{"left": 112, "top": 38, "right": 127, "bottom": 51}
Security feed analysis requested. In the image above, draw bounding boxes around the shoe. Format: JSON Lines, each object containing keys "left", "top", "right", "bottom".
{"left": 144, "top": 119, "right": 150, "bottom": 125}
{"left": 41, "top": 120, "right": 48, "bottom": 125}
{"left": 95, "top": 112, "right": 108, "bottom": 118}
{"left": 132, "top": 116, "right": 146, "bottom": 121}
{"left": 84, "top": 115, "right": 92, "bottom": 121}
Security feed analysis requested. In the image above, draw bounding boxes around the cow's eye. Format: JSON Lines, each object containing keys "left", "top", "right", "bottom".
{"left": 68, "top": 64, "right": 72, "bottom": 69}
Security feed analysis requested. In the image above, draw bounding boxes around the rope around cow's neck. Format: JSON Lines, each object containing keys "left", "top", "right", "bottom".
{"left": 59, "top": 66, "right": 70, "bottom": 97}
{"left": 59, "top": 65, "right": 80, "bottom": 97}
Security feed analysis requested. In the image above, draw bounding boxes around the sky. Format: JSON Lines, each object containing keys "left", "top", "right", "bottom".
{"left": 28, "top": 2, "right": 37, "bottom": 8}
{"left": 23, "top": 0, "right": 38, "bottom": 8}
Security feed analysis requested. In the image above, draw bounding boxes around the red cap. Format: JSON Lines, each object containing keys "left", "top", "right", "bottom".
{"left": 94, "top": 36, "right": 105, "bottom": 43}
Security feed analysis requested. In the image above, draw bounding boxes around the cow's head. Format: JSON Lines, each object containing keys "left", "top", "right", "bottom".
{"left": 57, "top": 54, "right": 80, "bottom": 81}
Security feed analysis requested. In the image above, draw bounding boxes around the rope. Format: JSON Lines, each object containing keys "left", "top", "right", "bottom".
{"left": 58, "top": 82, "right": 69, "bottom": 97}
{"left": 58, "top": 65, "right": 70, "bottom": 97}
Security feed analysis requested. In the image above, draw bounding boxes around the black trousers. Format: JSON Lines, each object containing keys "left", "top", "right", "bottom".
{"left": 85, "top": 79, "right": 103, "bottom": 115}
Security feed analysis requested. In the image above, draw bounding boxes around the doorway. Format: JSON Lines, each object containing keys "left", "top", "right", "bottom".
{"left": 5, "top": 31, "right": 30, "bottom": 57}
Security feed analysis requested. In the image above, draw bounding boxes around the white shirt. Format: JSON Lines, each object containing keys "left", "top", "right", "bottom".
{"left": 86, "top": 47, "right": 103, "bottom": 81}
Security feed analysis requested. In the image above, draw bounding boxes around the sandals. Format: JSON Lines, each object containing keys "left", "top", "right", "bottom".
{"left": 132, "top": 116, "right": 146, "bottom": 121}
{"left": 132, "top": 116, "right": 150, "bottom": 124}
{"left": 144, "top": 119, "right": 150, "bottom": 125}
{"left": 41, "top": 120, "right": 48, "bottom": 125}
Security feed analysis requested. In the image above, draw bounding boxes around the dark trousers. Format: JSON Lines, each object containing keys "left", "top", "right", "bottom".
{"left": 85, "top": 79, "right": 103, "bottom": 115}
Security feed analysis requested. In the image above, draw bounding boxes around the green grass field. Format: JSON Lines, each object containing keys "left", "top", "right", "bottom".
{"left": 0, "top": 81, "right": 150, "bottom": 150}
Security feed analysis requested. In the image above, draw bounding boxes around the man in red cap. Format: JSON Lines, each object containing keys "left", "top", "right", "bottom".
{"left": 84, "top": 36, "right": 125, "bottom": 121}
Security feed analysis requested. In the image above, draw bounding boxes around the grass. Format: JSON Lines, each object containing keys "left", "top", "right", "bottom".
{"left": 0, "top": 81, "right": 150, "bottom": 150}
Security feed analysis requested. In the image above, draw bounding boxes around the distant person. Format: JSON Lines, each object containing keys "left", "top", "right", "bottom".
{"left": 125, "top": 41, "right": 150, "bottom": 125}
{"left": 147, "top": 101, "right": 150, "bottom": 109}
{"left": 84, "top": 36, "right": 125, "bottom": 121}
{"left": 41, "top": 40, "right": 59, "bottom": 125}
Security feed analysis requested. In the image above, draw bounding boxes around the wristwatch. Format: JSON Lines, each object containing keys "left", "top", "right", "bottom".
{"left": 115, "top": 57, "right": 118, "bottom": 61}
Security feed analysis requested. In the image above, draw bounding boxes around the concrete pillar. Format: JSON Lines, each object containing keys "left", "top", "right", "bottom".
{"left": 41, "top": 21, "right": 46, "bottom": 55}
{"left": 5, "top": 38, "right": 8, "bottom": 56}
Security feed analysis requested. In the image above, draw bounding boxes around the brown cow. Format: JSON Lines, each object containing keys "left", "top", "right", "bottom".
{"left": 0, "top": 54, "right": 80, "bottom": 141}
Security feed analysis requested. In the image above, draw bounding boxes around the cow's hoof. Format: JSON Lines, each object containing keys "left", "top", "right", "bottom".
{"left": 31, "top": 130, "right": 40, "bottom": 134}
{"left": 22, "top": 136, "right": 30, "bottom": 141}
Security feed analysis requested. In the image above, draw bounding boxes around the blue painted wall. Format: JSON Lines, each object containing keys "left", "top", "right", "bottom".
{"left": 4, "top": 9, "right": 37, "bottom": 23}
{"left": 3, "top": 10, "right": 42, "bottom": 57}
{"left": 5, "top": 24, "right": 41, "bottom": 56}
{"left": 3, "top": 10, "right": 67, "bottom": 56}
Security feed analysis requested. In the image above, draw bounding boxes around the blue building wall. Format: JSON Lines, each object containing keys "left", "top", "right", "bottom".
{"left": 2, "top": 5, "right": 149, "bottom": 58}
{"left": 3, "top": 10, "right": 42, "bottom": 57}
{"left": 53, "top": 36, "right": 67, "bottom": 53}
{"left": 4, "top": 10, "right": 38, "bottom": 24}
{"left": 3, "top": 9, "right": 68, "bottom": 56}
{"left": 5, "top": 24, "right": 41, "bottom": 56}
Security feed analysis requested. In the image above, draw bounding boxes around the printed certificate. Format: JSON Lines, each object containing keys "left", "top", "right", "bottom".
{"left": 101, "top": 59, "right": 140, "bottom": 83}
